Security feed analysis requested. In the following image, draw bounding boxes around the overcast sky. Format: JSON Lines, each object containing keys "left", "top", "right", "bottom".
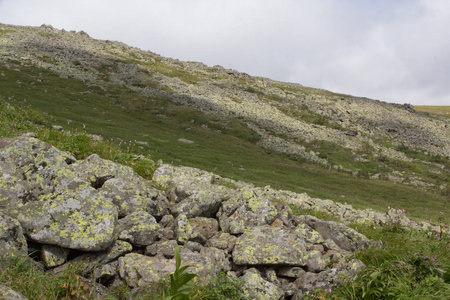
{"left": 0, "top": 0, "right": 449, "bottom": 105}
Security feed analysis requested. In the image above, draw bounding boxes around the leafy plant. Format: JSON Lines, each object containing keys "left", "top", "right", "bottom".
{"left": 162, "top": 246, "right": 197, "bottom": 300}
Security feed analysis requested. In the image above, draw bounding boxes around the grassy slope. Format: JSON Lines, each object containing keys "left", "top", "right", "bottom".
{"left": 1, "top": 62, "right": 448, "bottom": 224}
{"left": 415, "top": 106, "right": 450, "bottom": 121}
{"left": 1, "top": 76, "right": 450, "bottom": 300}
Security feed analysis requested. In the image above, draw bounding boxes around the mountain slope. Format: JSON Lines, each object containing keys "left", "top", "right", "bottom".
{"left": 0, "top": 23, "right": 449, "bottom": 222}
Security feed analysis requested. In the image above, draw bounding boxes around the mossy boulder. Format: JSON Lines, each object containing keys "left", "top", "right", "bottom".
{"left": 0, "top": 213, "right": 27, "bottom": 260}
{"left": 99, "top": 176, "right": 167, "bottom": 218}
{"left": 309, "top": 220, "right": 371, "bottom": 251}
{"left": 233, "top": 225, "right": 322, "bottom": 267}
{"left": 117, "top": 211, "right": 162, "bottom": 246}
{"left": 118, "top": 248, "right": 227, "bottom": 288}
{"left": 18, "top": 184, "right": 118, "bottom": 252}
{"left": 242, "top": 268, "right": 284, "bottom": 300}
{"left": 218, "top": 188, "right": 278, "bottom": 234}
{"left": 0, "top": 135, "right": 76, "bottom": 217}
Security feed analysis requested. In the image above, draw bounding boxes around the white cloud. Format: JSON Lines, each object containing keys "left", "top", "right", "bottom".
{"left": 0, "top": 0, "right": 449, "bottom": 105}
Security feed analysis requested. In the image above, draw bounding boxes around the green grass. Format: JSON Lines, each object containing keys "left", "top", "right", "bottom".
{"left": 288, "top": 208, "right": 450, "bottom": 299}
{"left": 415, "top": 106, "right": 450, "bottom": 121}
{"left": 0, "top": 63, "right": 448, "bottom": 224}
{"left": 1, "top": 76, "right": 449, "bottom": 299}
{"left": 328, "top": 223, "right": 450, "bottom": 299}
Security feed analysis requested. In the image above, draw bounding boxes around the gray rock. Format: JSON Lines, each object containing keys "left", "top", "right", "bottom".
{"left": 0, "top": 213, "right": 27, "bottom": 260}
{"left": 18, "top": 185, "right": 118, "bottom": 252}
{"left": 99, "top": 177, "right": 167, "bottom": 218}
{"left": 118, "top": 248, "right": 226, "bottom": 288}
{"left": 241, "top": 268, "right": 284, "bottom": 300}
{"left": 207, "top": 232, "right": 237, "bottom": 252}
{"left": 295, "top": 223, "right": 325, "bottom": 244}
{"left": 218, "top": 188, "right": 278, "bottom": 234}
{"left": 93, "top": 261, "right": 119, "bottom": 283}
{"left": 233, "top": 225, "right": 320, "bottom": 267}
{"left": 0, "top": 285, "right": 28, "bottom": 300}
{"left": 67, "top": 154, "right": 138, "bottom": 188}
{"left": 117, "top": 211, "right": 162, "bottom": 246}
{"left": 100, "top": 240, "right": 133, "bottom": 264}
{"left": 188, "top": 217, "right": 219, "bottom": 239}
{"left": 41, "top": 245, "right": 69, "bottom": 268}
{"left": 171, "top": 185, "right": 231, "bottom": 218}
{"left": 309, "top": 220, "right": 371, "bottom": 251}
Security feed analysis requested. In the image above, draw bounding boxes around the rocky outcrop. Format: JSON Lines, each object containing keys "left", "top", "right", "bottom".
{"left": 0, "top": 134, "right": 438, "bottom": 298}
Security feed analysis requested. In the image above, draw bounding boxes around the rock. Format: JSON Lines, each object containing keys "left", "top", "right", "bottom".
{"left": 188, "top": 217, "right": 219, "bottom": 240}
{"left": 206, "top": 232, "right": 237, "bottom": 252}
{"left": 241, "top": 268, "right": 284, "bottom": 300}
{"left": 170, "top": 184, "right": 233, "bottom": 218}
{"left": 0, "top": 213, "right": 27, "bottom": 260}
{"left": 295, "top": 223, "right": 324, "bottom": 244}
{"left": 100, "top": 240, "right": 133, "bottom": 264}
{"left": 118, "top": 248, "right": 226, "bottom": 288}
{"left": 52, "top": 125, "right": 63, "bottom": 131}
{"left": 177, "top": 138, "right": 195, "bottom": 144}
{"left": 309, "top": 220, "right": 371, "bottom": 251}
{"left": 99, "top": 176, "right": 168, "bottom": 218}
{"left": 233, "top": 225, "right": 320, "bottom": 267}
{"left": 18, "top": 185, "right": 118, "bottom": 252}
{"left": 67, "top": 154, "right": 138, "bottom": 188}
{"left": 117, "top": 211, "right": 162, "bottom": 246}
{"left": 93, "top": 261, "right": 119, "bottom": 283}
{"left": 0, "top": 284, "right": 28, "bottom": 300}
{"left": 277, "top": 266, "right": 306, "bottom": 278}
{"left": 0, "top": 135, "right": 76, "bottom": 216}
{"left": 153, "top": 164, "right": 216, "bottom": 187}
{"left": 41, "top": 245, "right": 69, "bottom": 268}
{"left": 145, "top": 239, "right": 178, "bottom": 258}
{"left": 218, "top": 188, "right": 278, "bottom": 234}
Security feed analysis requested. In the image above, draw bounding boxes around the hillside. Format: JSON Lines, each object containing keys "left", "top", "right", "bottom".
{"left": 0, "top": 23, "right": 449, "bottom": 224}
{"left": 0, "top": 23, "right": 450, "bottom": 299}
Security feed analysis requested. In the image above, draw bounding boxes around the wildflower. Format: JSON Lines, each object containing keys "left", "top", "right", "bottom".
{"left": 83, "top": 123, "right": 85, "bottom": 129}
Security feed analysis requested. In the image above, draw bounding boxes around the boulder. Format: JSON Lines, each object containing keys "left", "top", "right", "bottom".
{"left": 41, "top": 245, "right": 69, "bottom": 268}
{"left": 218, "top": 188, "right": 278, "bottom": 234}
{"left": 100, "top": 240, "right": 133, "bottom": 265}
{"left": 152, "top": 164, "right": 217, "bottom": 187}
{"left": 309, "top": 220, "right": 371, "bottom": 251}
{"left": 117, "top": 211, "right": 162, "bottom": 246}
{"left": 170, "top": 186, "right": 228, "bottom": 218}
{"left": 0, "top": 213, "right": 27, "bottom": 260}
{"left": 233, "top": 225, "right": 324, "bottom": 268}
{"left": 241, "top": 268, "right": 284, "bottom": 300}
{"left": 188, "top": 217, "right": 219, "bottom": 240}
{"left": 0, "top": 284, "right": 28, "bottom": 300}
{"left": 67, "top": 154, "right": 138, "bottom": 188}
{"left": 18, "top": 185, "right": 118, "bottom": 252}
{"left": 0, "top": 135, "right": 76, "bottom": 217}
{"left": 118, "top": 248, "right": 227, "bottom": 288}
{"left": 99, "top": 176, "right": 168, "bottom": 218}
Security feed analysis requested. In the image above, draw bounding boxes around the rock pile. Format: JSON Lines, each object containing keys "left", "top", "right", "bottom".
{"left": 0, "top": 134, "right": 385, "bottom": 299}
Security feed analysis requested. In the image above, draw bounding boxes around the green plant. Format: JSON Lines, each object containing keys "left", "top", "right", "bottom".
{"left": 193, "top": 272, "right": 246, "bottom": 300}
{"left": 162, "top": 246, "right": 197, "bottom": 300}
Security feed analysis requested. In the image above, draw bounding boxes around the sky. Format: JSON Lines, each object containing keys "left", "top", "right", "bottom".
{"left": 0, "top": 0, "right": 449, "bottom": 106}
